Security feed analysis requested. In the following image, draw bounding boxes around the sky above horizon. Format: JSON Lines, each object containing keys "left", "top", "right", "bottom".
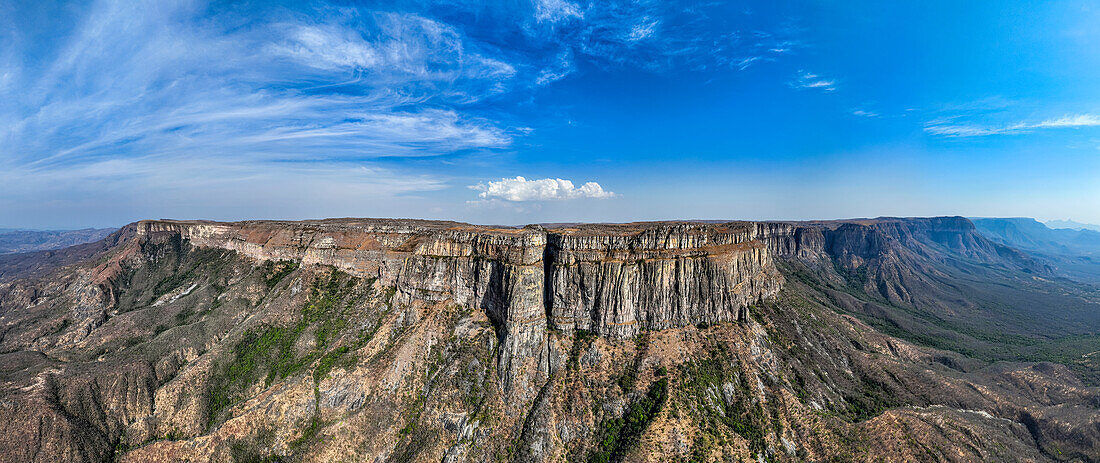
{"left": 2, "top": 0, "right": 1100, "bottom": 228}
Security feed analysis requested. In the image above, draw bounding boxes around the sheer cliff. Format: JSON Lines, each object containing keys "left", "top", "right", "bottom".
{"left": 1, "top": 217, "right": 1098, "bottom": 462}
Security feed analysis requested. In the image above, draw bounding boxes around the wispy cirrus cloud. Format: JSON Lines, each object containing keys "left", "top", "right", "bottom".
{"left": 2, "top": 1, "right": 803, "bottom": 175}
{"left": 520, "top": 1, "right": 801, "bottom": 75}
{"left": 269, "top": 13, "right": 515, "bottom": 98}
{"left": 0, "top": 0, "right": 806, "bottom": 226}
{"left": 534, "top": 0, "right": 584, "bottom": 23}
{"left": 471, "top": 176, "right": 615, "bottom": 201}
{"left": 789, "top": 70, "right": 836, "bottom": 92}
{"left": 0, "top": 2, "right": 516, "bottom": 205}
{"left": 535, "top": 50, "right": 577, "bottom": 86}
{"left": 925, "top": 114, "right": 1100, "bottom": 137}
{"left": 625, "top": 17, "right": 660, "bottom": 42}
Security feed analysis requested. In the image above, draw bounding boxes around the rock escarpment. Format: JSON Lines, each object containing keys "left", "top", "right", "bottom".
{"left": 133, "top": 219, "right": 789, "bottom": 396}
{"left": 544, "top": 223, "right": 785, "bottom": 337}
{"left": 131, "top": 217, "right": 1033, "bottom": 341}
{"left": 135, "top": 219, "right": 788, "bottom": 338}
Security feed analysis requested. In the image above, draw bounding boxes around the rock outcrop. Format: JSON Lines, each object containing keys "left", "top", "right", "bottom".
{"left": 132, "top": 219, "right": 789, "bottom": 337}
{"left": 131, "top": 219, "right": 789, "bottom": 397}
{"left": 129, "top": 217, "right": 1041, "bottom": 341}
{"left": 544, "top": 222, "right": 783, "bottom": 338}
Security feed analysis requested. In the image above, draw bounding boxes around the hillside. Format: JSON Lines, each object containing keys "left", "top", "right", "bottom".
{"left": 0, "top": 217, "right": 1097, "bottom": 462}
{"left": 973, "top": 217, "right": 1100, "bottom": 284}
{"left": 0, "top": 228, "right": 117, "bottom": 255}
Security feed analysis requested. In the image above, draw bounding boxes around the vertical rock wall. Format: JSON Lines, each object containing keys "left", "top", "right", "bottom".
{"left": 132, "top": 219, "right": 787, "bottom": 398}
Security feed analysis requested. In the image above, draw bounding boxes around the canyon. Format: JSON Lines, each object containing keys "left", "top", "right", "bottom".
{"left": 1, "top": 217, "right": 1098, "bottom": 462}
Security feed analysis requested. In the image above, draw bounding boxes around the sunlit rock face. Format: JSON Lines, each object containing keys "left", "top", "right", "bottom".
{"left": 133, "top": 219, "right": 786, "bottom": 398}
{"left": 136, "top": 219, "right": 787, "bottom": 338}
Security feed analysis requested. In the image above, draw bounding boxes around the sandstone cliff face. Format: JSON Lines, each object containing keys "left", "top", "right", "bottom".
{"left": 133, "top": 220, "right": 783, "bottom": 338}
{"left": 129, "top": 217, "right": 1040, "bottom": 341}
{"left": 545, "top": 223, "right": 783, "bottom": 338}
{"left": 134, "top": 220, "right": 789, "bottom": 336}
{"left": 131, "top": 219, "right": 787, "bottom": 399}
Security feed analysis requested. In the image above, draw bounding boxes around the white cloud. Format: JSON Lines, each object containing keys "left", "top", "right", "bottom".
{"left": 925, "top": 114, "right": 1100, "bottom": 137}
{"left": 851, "top": 109, "right": 879, "bottom": 118}
{"left": 790, "top": 70, "right": 836, "bottom": 92}
{"left": 626, "top": 18, "right": 659, "bottom": 42}
{"left": 471, "top": 176, "right": 615, "bottom": 201}
{"left": 737, "top": 56, "right": 763, "bottom": 70}
{"left": 272, "top": 13, "right": 515, "bottom": 93}
{"left": 527, "top": 1, "right": 799, "bottom": 74}
{"left": 1, "top": 5, "right": 519, "bottom": 171}
{"left": 534, "top": 0, "right": 583, "bottom": 23}
{"left": 535, "top": 50, "right": 575, "bottom": 86}
{"left": 274, "top": 25, "right": 381, "bottom": 71}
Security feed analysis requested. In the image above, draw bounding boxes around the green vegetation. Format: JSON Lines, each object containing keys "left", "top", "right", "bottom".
{"left": 313, "top": 346, "right": 351, "bottom": 382}
{"left": 398, "top": 393, "right": 426, "bottom": 437}
{"left": 617, "top": 333, "right": 650, "bottom": 393}
{"left": 587, "top": 333, "right": 662, "bottom": 463}
{"left": 843, "top": 375, "right": 899, "bottom": 422}
{"left": 50, "top": 318, "right": 71, "bottom": 335}
{"left": 588, "top": 377, "right": 669, "bottom": 463}
{"left": 831, "top": 260, "right": 870, "bottom": 297}
{"left": 262, "top": 260, "right": 299, "bottom": 289}
{"left": 680, "top": 348, "right": 769, "bottom": 458}
{"left": 131, "top": 244, "right": 231, "bottom": 310}
{"left": 205, "top": 268, "right": 364, "bottom": 429}
{"left": 174, "top": 306, "right": 195, "bottom": 325}
{"left": 779, "top": 259, "right": 1100, "bottom": 386}
{"left": 568, "top": 329, "right": 597, "bottom": 371}
{"left": 229, "top": 426, "right": 282, "bottom": 463}
{"left": 288, "top": 414, "right": 322, "bottom": 451}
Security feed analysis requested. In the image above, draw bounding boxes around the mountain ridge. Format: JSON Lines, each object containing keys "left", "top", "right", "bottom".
{"left": 0, "top": 227, "right": 116, "bottom": 255}
{"left": 972, "top": 217, "right": 1100, "bottom": 283}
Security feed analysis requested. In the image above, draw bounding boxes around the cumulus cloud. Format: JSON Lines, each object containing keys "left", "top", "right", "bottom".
{"left": 471, "top": 176, "right": 615, "bottom": 201}
{"left": 925, "top": 114, "right": 1100, "bottom": 137}
{"left": 789, "top": 70, "right": 836, "bottom": 92}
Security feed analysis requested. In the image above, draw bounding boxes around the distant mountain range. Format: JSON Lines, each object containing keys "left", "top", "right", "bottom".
{"left": 1046, "top": 219, "right": 1100, "bottom": 232}
{"left": 972, "top": 217, "right": 1100, "bottom": 283}
{"left": 0, "top": 228, "right": 117, "bottom": 254}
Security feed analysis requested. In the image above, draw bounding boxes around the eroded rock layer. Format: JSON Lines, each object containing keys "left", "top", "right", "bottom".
{"left": 134, "top": 219, "right": 789, "bottom": 340}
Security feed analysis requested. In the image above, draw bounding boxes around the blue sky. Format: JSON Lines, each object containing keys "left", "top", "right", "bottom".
{"left": 2, "top": 0, "right": 1099, "bottom": 228}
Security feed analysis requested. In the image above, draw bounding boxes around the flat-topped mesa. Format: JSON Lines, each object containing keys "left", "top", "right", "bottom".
{"left": 116, "top": 217, "right": 1029, "bottom": 400}
{"left": 132, "top": 219, "right": 784, "bottom": 339}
